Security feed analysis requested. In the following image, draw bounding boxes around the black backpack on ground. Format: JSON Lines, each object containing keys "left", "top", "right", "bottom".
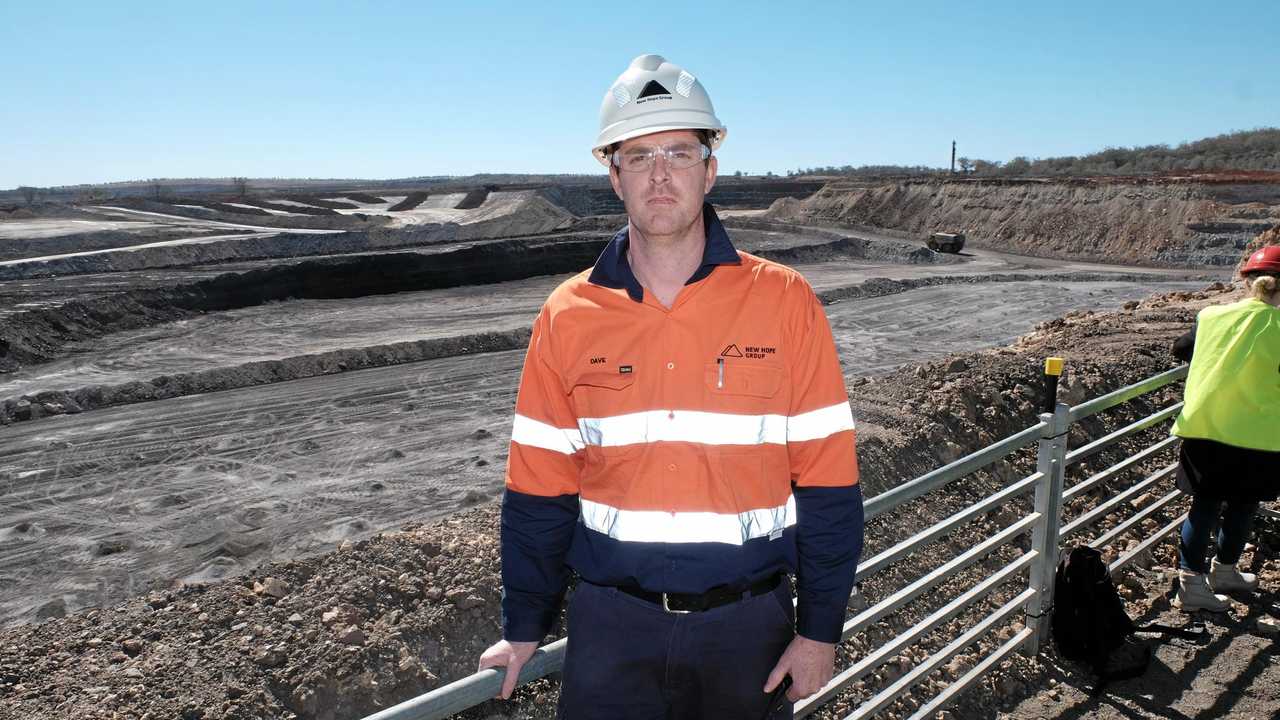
{"left": 1050, "top": 545, "right": 1197, "bottom": 690}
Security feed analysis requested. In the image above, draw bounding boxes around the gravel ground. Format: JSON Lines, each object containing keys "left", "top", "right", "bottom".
{"left": 998, "top": 535, "right": 1280, "bottom": 720}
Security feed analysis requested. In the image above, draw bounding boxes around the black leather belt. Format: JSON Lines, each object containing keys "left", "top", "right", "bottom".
{"left": 617, "top": 573, "right": 783, "bottom": 614}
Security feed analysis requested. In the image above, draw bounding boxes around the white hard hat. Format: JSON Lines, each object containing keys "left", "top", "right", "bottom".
{"left": 592, "top": 54, "right": 727, "bottom": 166}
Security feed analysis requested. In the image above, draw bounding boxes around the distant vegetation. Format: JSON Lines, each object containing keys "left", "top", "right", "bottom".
{"left": 7, "top": 129, "right": 1280, "bottom": 204}
{"left": 784, "top": 165, "right": 940, "bottom": 179}
{"left": 790, "top": 127, "right": 1280, "bottom": 179}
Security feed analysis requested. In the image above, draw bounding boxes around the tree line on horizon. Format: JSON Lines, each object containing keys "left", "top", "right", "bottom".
{"left": 10, "top": 129, "right": 1280, "bottom": 203}
{"left": 790, "top": 127, "right": 1280, "bottom": 179}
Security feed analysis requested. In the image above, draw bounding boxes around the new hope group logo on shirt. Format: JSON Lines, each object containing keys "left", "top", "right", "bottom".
{"left": 722, "top": 344, "right": 776, "bottom": 360}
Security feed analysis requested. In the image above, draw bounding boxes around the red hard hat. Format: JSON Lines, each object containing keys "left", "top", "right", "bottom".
{"left": 1241, "top": 245, "right": 1280, "bottom": 274}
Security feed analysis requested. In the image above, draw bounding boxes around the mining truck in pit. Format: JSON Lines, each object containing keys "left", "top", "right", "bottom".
{"left": 927, "top": 232, "right": 965, "bottom": 253}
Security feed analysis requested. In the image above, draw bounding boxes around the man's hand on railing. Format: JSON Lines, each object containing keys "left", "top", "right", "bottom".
{"left": 764, "top": 635, "right": 836, "bottom": 702}
{"left": 478, "top": 639, "right": 539, "bottom": 699}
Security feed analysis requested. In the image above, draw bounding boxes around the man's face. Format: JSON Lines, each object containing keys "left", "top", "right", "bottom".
{"left": 608, "top": 129, "right": 717, "bottom": 242}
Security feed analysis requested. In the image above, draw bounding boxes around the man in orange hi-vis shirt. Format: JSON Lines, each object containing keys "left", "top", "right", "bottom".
{"left": 478, "top": 54, "right": 863, "bottom": 719}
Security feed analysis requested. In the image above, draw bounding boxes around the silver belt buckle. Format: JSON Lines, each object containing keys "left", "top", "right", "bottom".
{"left": 661, "top": 592, "right": 691, "bottom": 614}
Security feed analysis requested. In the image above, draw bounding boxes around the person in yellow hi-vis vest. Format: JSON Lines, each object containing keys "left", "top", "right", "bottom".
{"left": 1170, "top": 245, "right": 1280, "bottom": 612}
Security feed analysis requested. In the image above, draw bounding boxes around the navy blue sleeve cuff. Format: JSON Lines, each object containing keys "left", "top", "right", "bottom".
{"left": 793, "top": 483, "right": 864, "bottom": 644}
{"left": 796, "top": 598, "right": 850, "bottom": 644}
{"left": 501, "top": 590, "right": 562, "bottom": 643}
{"left": 500, "top": 489, "right": 579, "bottom": 642}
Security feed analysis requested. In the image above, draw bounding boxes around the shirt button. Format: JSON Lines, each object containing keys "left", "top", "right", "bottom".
{"left": 666, "top": 362, "right": 675, "bottom": 370}
{"left": 667, "top": 463, "right": 677, "bottom": 472}
{"left": 668, "top": 411, "right": 675, "bottom": 419}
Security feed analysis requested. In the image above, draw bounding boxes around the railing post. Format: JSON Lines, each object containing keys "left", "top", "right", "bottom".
{"left": 1024, "top": 358, "right": 1069, "bottom": 655}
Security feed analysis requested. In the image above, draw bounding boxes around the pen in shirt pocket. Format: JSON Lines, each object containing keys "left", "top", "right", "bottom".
{"left": 717, "top": 357, "right": 724, "bottom": 389}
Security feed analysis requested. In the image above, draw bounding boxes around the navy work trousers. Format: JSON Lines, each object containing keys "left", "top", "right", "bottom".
{"left": 557, "top": 578, "right": 796, "bottom": 720}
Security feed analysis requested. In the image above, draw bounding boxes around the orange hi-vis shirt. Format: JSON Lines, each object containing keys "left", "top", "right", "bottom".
{"left": 501, "top": 205, "right": 863, "bottom": 643}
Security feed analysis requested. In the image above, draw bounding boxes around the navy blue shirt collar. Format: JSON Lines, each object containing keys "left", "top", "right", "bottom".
{"left": 587, "top": 202, "right": 741, "bottom": 302}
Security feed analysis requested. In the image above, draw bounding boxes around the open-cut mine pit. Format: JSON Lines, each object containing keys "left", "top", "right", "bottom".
{"left": 2, "top": 174, "right": 1275, "bottom": 720}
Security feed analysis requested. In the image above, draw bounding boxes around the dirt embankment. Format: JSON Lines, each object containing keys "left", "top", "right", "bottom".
{"left": 0, "top": 224, "right": 967, "bottom": 422}
{"left": 0, "top": 284, "right": 1243, "bottom": 720}
{"left": 0, "top": 236, "right": 611, "bottom": 376}
{"left": 0, "top": 211, "right": 582, "bottom": 283}
{"left": 0, "top": 203, "right": 108, "bottom": 221}
{"left": 452, "top": 192, "right": 576, "bottom": 237}
{"left": 767, "top": 178, "right": 1280, "bottom": 267}
{"left": 0, "top": 270, "right": 1187, "bottom": 426}
{"left": 540, "top": 179, "right": 830, "bottom": 217}
{"left": 0, "top": 231, "right": 381, "bottom": 280}
{"left": 0, "top": 229, "right": 234, "bottom": 263}
{"left": 723, "top": 217, "right": 947, "bottom": 265}
{"left": 109, "top": 199, "right": 388, "bottom": 231}
{"left": 388, "top": 193, "right": 430, "bottom": 212}
{"left": 1, "top": 328, "right": 533, "bottom": 423}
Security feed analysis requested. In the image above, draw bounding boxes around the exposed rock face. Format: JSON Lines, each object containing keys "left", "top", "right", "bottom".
{"left": 767, "top": 177, "right": 1280, "bottom": 267}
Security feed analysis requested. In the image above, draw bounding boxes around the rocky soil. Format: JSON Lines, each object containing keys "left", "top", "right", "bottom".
{"left": 996, "top": 536, "right": 1280, "bottom": 720}
{"left": 3, "top": 281, "right": 1266, "bottom": 720}
{"left": 767, "top": 176, "right": 1280, "bottom": 268}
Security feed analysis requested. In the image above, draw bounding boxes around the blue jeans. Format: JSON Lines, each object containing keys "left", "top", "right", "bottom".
{"left": 1178, "top": 493, "right": 1259, "bottom": 573}
{"left": 557, "top": 579, "right": 796, "bottom": 720}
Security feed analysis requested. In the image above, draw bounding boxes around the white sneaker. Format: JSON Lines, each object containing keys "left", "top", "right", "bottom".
{"left": 1174, "top": 570, "right": 1231, "bottom": 612}
{"left": 1209, "top": 558, "right": 1259, "bottom": 593}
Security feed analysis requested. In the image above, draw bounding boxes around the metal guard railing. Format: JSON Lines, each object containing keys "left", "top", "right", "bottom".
{"left": 364, "top": 362, "right": 1203, "bottom": 720}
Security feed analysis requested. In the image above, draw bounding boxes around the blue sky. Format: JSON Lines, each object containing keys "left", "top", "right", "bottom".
{"left": 2, "top": 0, "right": 1277, "bottom": 189}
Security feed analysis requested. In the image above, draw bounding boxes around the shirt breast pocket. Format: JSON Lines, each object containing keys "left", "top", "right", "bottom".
{"left": 569, "top": 371, "right": 640, "bottom": 459}
{"left": 570, "top": 371, "right": 635, "bottom": 413}
{"left": 704, "top": 362, "right": 783, "bottom": 413}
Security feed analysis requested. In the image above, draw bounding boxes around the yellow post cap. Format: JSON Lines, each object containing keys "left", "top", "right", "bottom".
{"left": 1044, "top": 357, "right": 1064, "bottom": 376}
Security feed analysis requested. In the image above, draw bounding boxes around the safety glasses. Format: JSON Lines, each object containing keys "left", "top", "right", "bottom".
{"left": 611, "top": 142, "right": 711, "bottom": 173}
